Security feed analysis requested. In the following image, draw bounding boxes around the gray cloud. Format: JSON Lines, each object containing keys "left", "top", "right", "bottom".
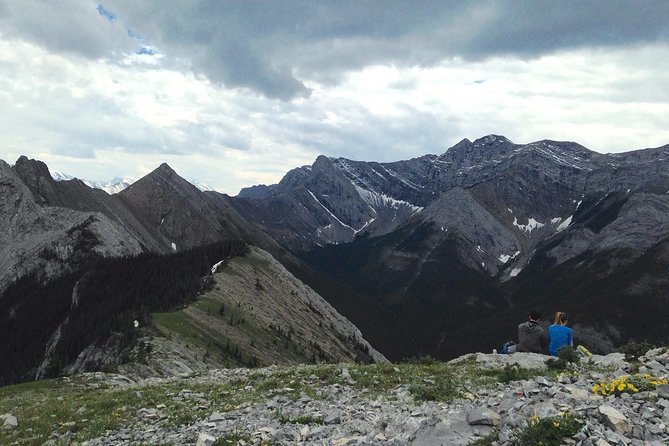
{"left": 4, "top": 0, "right": 668, "bottom": 100}
{"left": 0, "top": 0, "right": 134, "bottom": 58}
{"left": 111, "top": 0, "right": 669, "bottom": 99}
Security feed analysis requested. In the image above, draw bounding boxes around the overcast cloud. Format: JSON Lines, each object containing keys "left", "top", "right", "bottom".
{"left": 1, "top": 1, "right": 669, "bottom": 194}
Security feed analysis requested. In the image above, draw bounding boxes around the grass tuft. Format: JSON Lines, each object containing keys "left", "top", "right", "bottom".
{"left": 514, "top": 413, "right": 583, "bottom": 446}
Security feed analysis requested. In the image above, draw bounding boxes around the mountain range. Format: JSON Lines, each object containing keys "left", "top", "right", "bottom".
{"left": 50, "top": 170, "right": 214, "bottom": 194}
{"left": 2, "top": 135, "right": 669, "bottom": 385}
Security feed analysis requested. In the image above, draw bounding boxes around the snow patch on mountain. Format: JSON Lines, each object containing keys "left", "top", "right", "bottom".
{"left": 191, "top": 181, "right": 214, "bottom": 192}
{"left": 513, "top": 217, "right": 545, "bottom": 233}
{"left": 307, "top": 190, "right": 355, "bottom": 232}
{"left": 51, "top": 170, "right": 74, "bottom": 182}
{"left": 498, "top": 250, "right": 520, "bottom": 264}
{"left": 556, "top": 215, "right": 573, "bottom": 232}
{"left": 529, "top": 142, "right": 592, "bottom": 171}
{"left": 354, "top": 217, "right": 377, "bottom": 234}
{"left": 370, "top": 168, "right": 386, "bottom": 179}
{"left": 509, "top": 268, "right": 522, "bottom": 277}
{"left": 355, "top": 186, "right": 422, "bottom": 213}
{"left": 379, "top": 166, "right": 423, "bottom": 190}
{"left": 211, "top": 260, "right": 225, "bottom": 274}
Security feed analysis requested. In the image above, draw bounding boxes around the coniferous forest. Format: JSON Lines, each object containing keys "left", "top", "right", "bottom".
{"left": 0, "top": 240, "right": 247, "bottom": 386}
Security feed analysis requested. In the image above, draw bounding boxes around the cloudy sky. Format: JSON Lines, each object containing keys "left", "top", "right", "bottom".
{"left": 1, "top": 1, "right": 669, "bottom": 194}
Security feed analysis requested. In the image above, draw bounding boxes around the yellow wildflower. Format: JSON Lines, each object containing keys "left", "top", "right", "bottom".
{"left": 530, "top": 415, "right": 540, "bottom": 426}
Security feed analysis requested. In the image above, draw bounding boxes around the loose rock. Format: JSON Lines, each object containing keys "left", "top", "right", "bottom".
{"left": 599, "top": 404, "right": 630, "bottom": 434}
{"left": 195, "top": 432, "right": 216, "bottom": 446}
{"left": 1, "top": 414, "right": 18, "bottom": 429}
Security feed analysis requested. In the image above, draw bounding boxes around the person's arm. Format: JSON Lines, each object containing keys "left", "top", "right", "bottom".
{"left": 569, "top": 329, "right": 573, "bottom": 347}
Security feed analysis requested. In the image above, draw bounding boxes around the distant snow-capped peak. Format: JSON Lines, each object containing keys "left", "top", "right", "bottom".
{"left": 51, "top": 170, "right": 215, "bottom": 194}
{"left": 51, "top": 171, "right": 135, "bottom": 195}
{"left": 191, "top": 181, "right": 214, "bottom": 192}
{"left": 51, "top": 170, "right": 75, "bottom": 182}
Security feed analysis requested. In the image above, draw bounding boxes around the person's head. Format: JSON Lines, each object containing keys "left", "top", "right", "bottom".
{"left": 554, "top": 312, "right": 568, "bottom": 325}
{"left": 528, "top": 310, "right": 541, "bottom": 322}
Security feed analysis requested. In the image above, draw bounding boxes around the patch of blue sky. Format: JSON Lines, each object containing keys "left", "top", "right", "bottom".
{"left": 137, "top": 47, "right": 158, "bottom": 56}
{"left": 96, "top": 4, "right": 116, "bottom": 22}
{"left": 128, "top": 30, "right": 144, "bottom": 41}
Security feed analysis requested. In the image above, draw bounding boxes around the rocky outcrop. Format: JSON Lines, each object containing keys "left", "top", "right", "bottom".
{"left": 21, "top": 349, "right": 668, "bottom": 446}
{"left": 0, "top": 160, "right": 143, "bottom": 292}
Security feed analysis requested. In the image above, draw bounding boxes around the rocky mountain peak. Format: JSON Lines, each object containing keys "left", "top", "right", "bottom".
{"left": 156, "top": 162, "right": 176, "bottom": 174}
{"left": 122, "top": 163, "right": 196, "bottom": 198}
{"left": 278, "top": 166, "right": 312, "bottom": 190}
{"left": 0, "top": 159, "right": 11, "bottom": 175}
{"left": 438, "top": 134, "right": 517, "bottom": 171}
{"left": 11, "top": 156, "right": 60, "bottom": 205}
{"left": 312, "top": 155, "right": 335, "bottom": 172}
{"left": 472, "top": 134, "right": 512, "bottom": 145}
{"left": 13, "top": 156, "right": 54, "bottom": 183}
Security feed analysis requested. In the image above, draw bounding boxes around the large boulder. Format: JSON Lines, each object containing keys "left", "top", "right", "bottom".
{"left": 449, "top": 352, "right": 549, "bottom": 370}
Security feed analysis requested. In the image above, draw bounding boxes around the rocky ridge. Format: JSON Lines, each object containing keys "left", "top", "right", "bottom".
{"left": 2, "top": 349, "right": 669, "bottom": 445}
{"left": 119, "top": 246, "right": 385, "bottom": 378}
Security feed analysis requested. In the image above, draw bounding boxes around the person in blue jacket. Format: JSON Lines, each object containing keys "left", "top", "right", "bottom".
{"left": 548, "top": 312, "right": 573, "bottom": 356}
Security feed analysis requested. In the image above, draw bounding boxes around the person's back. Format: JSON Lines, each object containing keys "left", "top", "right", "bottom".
{"left": 548, "top": 312, "right": 573, "bottom": 356}
{"left": 517, "top": 310, "right": 547, "bottom": 354}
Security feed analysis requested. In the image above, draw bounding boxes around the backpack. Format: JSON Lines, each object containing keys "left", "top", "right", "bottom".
{"left": 499, "top": 340, "right": 516, "bottom": 354}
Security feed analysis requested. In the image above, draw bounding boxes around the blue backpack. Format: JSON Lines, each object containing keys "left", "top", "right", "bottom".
{"left": 499, "top": 341, "right": 516, "bottom": 354}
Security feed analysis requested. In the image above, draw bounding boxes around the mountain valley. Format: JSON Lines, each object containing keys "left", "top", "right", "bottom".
{"left": 2, "top": 135, "right": 669, "bottom": 387}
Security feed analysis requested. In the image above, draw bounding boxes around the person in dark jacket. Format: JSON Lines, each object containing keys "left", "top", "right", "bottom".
{"left": 517, "top": 310, "right": 548, "bottom": 354}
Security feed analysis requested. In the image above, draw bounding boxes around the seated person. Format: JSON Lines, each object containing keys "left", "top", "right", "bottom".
{"left": 548, "top": 311, "right": 573, "bottom": 356}
{"left": 517, "top": 310, "right": 547, "bottom": 354}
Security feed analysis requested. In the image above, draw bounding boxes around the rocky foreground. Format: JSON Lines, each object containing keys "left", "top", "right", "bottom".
{"left": 2, "top": 349, "right": 669, "bottom": 445}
